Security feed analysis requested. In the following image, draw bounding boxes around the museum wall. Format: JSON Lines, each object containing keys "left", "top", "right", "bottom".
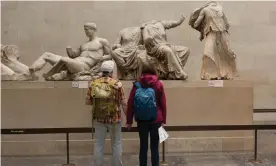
{"left": 1, "top": 1, "right": 276, "bottom": 109}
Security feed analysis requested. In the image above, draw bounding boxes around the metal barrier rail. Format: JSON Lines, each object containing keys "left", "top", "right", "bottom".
{"left": 2, "top": 124, "right": 276, "bottom": 165}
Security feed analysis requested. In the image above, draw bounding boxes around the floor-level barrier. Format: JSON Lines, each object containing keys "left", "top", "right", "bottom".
{"left": 2, "top": 124, "right": 276, "bottom": 165}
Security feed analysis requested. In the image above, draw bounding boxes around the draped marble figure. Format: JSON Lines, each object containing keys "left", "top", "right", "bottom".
{"left": 29, "top": 22, "right": 112, "bottom": 80}
{"left": 189, "top": 1, "right": 237, "bottom": 80}
{"left": 140, "top": 15, "right": 190, "bottom": 80}
{"left": 111, "top": 27, "right": 147, "bottom": 80}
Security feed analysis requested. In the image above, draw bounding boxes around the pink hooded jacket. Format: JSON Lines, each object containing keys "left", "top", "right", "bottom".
{"left": 126, "top": 74, "right": 167, "bottom": 124}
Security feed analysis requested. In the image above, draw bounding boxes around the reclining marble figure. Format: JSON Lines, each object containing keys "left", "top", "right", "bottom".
{"left": 1, "top": 44, "right": 37, "bottom": 81}
{"left": 189, "top": 1, "right": 237, "bottom": 80}
{"left": 29, "top": 22, "right": 112, "bottom": 80}
{"left": 141, "top": 15, "right": 190, "bottom": 80}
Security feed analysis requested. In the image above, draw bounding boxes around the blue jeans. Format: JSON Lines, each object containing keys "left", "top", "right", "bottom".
{"left": 137, "top": 122, "right": 161, "bottom": 166}
{"left": 93, "top": 122, "right": 123, "bottom": 166}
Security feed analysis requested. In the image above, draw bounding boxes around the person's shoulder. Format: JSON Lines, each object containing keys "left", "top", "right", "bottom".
{"left": 157, "top": 79, "right": 163, "bottom": 85}
{"left": 156, "top": 21, "right": 165, "bottom": 26}
{"left": 110, "top": 78, "right": 123, "bottom": 88}
{"left": 90, "top": 78, "right": 101, "bottom": 85}
{"left": 98, "top": 37, "right": 109, "bottom": 45}
{"left": 156, "top": 80, "right": 164, "bottom": 89}
{"left": 119, "top": 27, "right": 128, "bottom": 34}
{"left": 116, "top": 81, "right": 123, "bottom": 88}
{"left": 89, "top": 79, "right": 96, "bottom": 88}
{"left": 201, "top": 7, "right": 208, "bottom": 14}
{"left": 157, "top": 21, "right": 163, "bottom": 24}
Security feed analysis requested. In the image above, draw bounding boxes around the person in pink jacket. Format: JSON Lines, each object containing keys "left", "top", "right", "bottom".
{"left": 126, "top": 65, "right": 167, "bottom": 166}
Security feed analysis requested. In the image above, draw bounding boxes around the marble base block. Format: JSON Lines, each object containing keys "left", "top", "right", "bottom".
{"left": 1, "top": 80, "right": 253, "bottom": 155}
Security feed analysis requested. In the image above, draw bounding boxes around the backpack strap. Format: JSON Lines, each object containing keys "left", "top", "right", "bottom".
{"left": 108, "top": 78, "right": 119, "bottom": 87}
{"left": 135, "top": 81, "right": 142, "bottom": 89}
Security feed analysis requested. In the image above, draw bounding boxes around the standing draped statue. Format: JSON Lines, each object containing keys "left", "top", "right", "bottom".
{"left": 189, "top": 1, "right": 237, "bottom": 80}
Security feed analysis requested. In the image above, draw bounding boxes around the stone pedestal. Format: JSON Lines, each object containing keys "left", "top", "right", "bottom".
{"left": 1, "top": 80, "right": 253, "bottom": 155}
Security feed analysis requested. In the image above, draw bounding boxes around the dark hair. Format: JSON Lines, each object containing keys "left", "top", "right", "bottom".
{"left": 141, "top": 64, "right": 157, "bottom": 75}
{"left": 102, "top": 71, "right": 112, "bottom": 77}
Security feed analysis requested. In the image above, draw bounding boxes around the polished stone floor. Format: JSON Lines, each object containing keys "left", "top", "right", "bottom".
{"left": 2, "top": 131, "right": 276, "bottom": 166}
{"left": 2, "top": 153, "right": 276, "bottom": 166}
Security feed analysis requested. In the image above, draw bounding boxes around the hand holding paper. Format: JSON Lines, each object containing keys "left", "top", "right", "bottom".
{"left": 158, "top": 126, "right": 169, "bottom": 143}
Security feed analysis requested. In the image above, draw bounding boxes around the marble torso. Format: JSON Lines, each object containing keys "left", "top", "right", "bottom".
{"left": 76, "top": 39, "right": 104, "bottom": 66}
{"left": 143, "top": 22, "right": 167, "bottom": 44}
{"left": 120, "top": 27, "right": 142, "bottom": 48}
{"left": 203, "top": 7, "right": 228, "bottom": 35}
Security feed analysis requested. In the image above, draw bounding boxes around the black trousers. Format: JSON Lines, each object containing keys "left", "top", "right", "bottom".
{"left": 137, "top": 122, "right": 161, "bottom": 166}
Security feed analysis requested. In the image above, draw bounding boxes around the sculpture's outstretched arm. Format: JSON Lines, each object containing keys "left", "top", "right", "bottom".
{"left": 161, "top": 15, "right": 185, "bottom": 29}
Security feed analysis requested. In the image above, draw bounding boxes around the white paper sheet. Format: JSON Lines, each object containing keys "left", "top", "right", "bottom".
{"left": 72, "top": 81, "right": 79, "bottom": 88}
{"left": 78, "top": 81, "right": 89, "bottom": 88}
{"left": 208, "top": 80, "right": 223, "bottom": 87}
{"left": 158, "top": 126, "right": 169, "bottom": 143}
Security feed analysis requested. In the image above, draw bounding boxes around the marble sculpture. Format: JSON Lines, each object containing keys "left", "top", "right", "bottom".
{"left": 111, "top": 27, "right": 146, "bottom": 80}
{"left": 141, "top": 15, "right": 190, "bottom": 80}
{"left": 29, "top": 22, "right": 112, "bottom": 81}
{"left": 1, "top": 44, "right": 38, "bottom": 81}
{"left": 2, "top": 1, "right": 239, "bottom": 81}
{"left": 112, "top": 15, "right": 190, "bottom": 80}
{"left": 111, "top": 27, "right": 159, "bottom": 80}
{"left": 189, "top": 1, "right": 237, "bottom": 80}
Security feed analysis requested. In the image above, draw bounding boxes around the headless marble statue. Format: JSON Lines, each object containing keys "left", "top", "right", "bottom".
{"left": 111, "top": 27, "right": 157, "bottom": 80}
{"left": 140, "top": 15, "right": 190, "bottom": 80}
{"left": 29, "top": 22, "right": 112, "bottom": 80}
{"left": 1, "top": 44, "right": 37, "bottom": 81}
{"left": 189, "top": 1, "right": 237, "bottom": 80}
{"left": 112, "top": 16, "right": 190, "bottom": 80}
